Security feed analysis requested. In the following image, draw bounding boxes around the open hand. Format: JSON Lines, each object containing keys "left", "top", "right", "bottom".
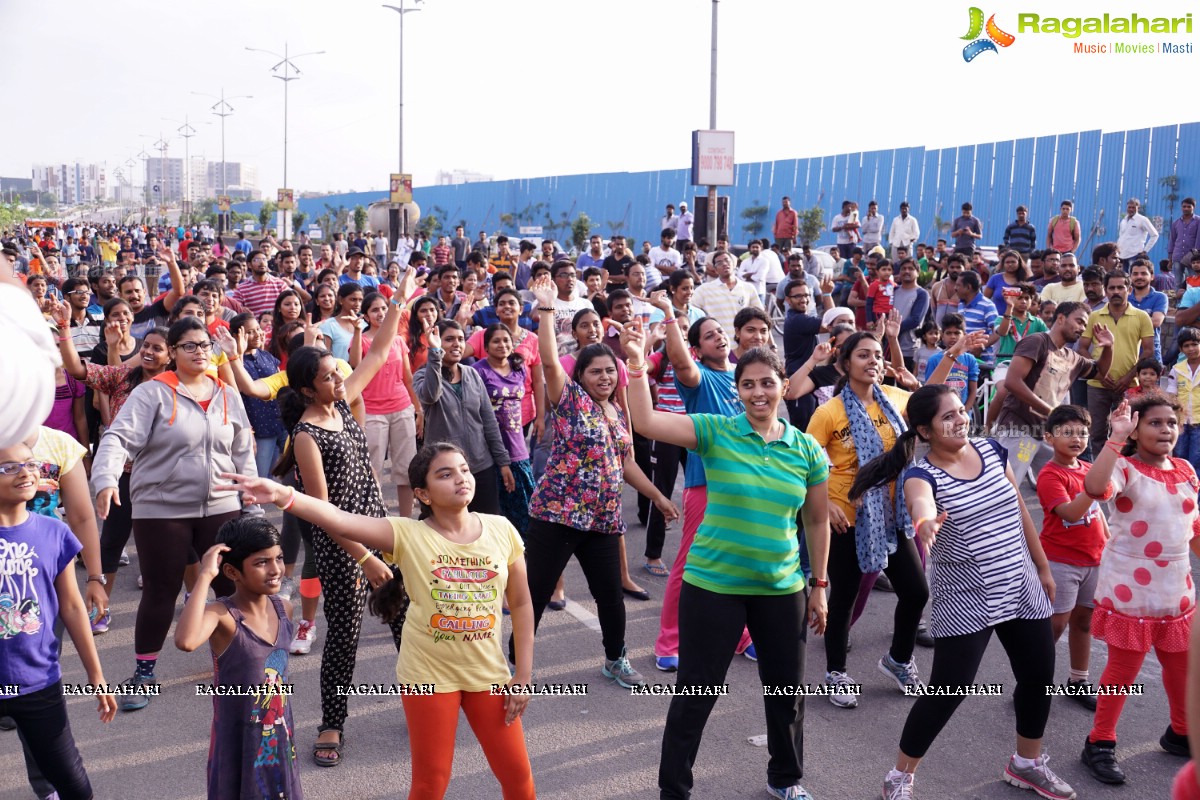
{"left": 1107, "top": 400, "right": 1137, "bottom": 444}
{"left": 529, "top": 274, "right": 556, "bottom": 308}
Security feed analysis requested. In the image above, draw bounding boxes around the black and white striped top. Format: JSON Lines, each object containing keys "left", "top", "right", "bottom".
{"left": 904, "top": 438, "right": 1052, "bottom": 638}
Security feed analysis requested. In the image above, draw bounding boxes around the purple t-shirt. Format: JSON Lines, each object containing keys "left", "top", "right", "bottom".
{"left": 0, "top": 513, "right": 82, "bottom": 695}
{"left": 471, "top": 360, "right": 530, "bottom": 462}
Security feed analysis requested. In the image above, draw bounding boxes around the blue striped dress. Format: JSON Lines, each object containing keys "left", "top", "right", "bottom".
{"left": 904, "top": 438, "right": 1052, "bottom": 638}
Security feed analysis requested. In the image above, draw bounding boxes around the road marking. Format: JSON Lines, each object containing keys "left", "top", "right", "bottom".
{"left": 565, "top": 599, "right": 602, "bottom": 632}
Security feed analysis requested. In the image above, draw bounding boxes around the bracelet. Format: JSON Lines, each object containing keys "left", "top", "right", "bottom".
{"left": 912, "top": 517, "right": 930, "bottom": 533}
{"left": 537, "top": 306, "right": 555, "bottom": 313}
{"left": 664, "top": 317, "right": 678, "bottom": 326}
{"left": 627, "top": 367, "right": 646, "bottom": 379}
{"left": 1105, "top": 440, "right": 1125, "bottom": 455}
{"left": 277, "top": 487, "right": 297, "bottom": 512}
{"left": 357, "top": 551, "right": 373, "bottom": 566}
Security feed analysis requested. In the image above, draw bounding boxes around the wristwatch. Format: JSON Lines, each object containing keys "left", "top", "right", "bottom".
{"left": 87, "top": 574, "right": 107, "bottom": 585}
{"left": 810, "top": 578, "right": 829, "bottom": 589}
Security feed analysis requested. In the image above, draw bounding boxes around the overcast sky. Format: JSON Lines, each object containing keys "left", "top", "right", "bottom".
{"left": 2, "top": 0, "right": 1196, "bottom": 194}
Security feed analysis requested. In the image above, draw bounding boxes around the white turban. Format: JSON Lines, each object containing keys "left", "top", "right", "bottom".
{"left": 0, "top": 282, "right": 59, "bottom": 447}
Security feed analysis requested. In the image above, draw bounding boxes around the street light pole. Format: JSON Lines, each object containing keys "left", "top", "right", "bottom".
{"left": 707, "top": 0, "right": 719, "bottom": 249}
{"left": 246, "top": 44, "right": 324, "bottom": 239}
{"left": 383, "top": 1, "right": 422, "bottom": 249}
{"left": 193, "top": 89, "right": 253, "bottom": 234}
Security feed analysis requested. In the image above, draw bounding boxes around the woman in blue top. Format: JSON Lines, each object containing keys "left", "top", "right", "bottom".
{"left": 624, "top": 323, "right": 830, "bottom": 800}
{"left": 850, "top": 384, "right": 1069, "bottom": 800}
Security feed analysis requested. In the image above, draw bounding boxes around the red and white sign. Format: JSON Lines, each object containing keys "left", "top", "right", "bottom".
{"left": 691, "top": 130, "right": 735, "bottom": 186}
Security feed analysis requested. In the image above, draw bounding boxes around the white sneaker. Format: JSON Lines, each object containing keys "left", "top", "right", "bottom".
{"left": 825, "top": 670, "right": 860, "bottom": 708}
{"left": 290, "top": 619, "right": 317, "bottom": 655}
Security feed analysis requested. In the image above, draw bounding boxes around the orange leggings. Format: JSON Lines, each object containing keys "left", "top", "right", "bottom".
{"left": 401, "top": 690, "right": 536, "bottom": 800}
{"left": 1089, "top": 644, "right": 1188, "bottom": 743}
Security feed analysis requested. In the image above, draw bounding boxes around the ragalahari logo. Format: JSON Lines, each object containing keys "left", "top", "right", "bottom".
{"left": 961, "top": 7, "right": 1016, "bottom": 61}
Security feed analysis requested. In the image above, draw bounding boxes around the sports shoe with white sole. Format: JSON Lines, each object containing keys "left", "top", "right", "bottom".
{"left": 878, "top": 653, "right": 924, "bottom": 693}
{"left": 1003, "top": 753, "right": 1077, "bottom": 799}
{"left": 882, "top": 770, "right": 915, "bottom": 799}
{"left": 602, "top": 647, "right": 647, "bottom": 688}
{"left": 824, "top": 670, "right": 859, "bottom": 708}
{"left": 290, "top": 619, "right": 317, "bottom": 655}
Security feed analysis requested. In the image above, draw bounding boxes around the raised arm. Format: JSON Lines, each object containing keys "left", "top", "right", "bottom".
{"left": 214, "top": 327, "right": 274, "bottom": 401}
{"left": 785, "top": 341, "right": 832, "bottom": 400}
{"left": 216, "top": 471, "right": 395, "bottom": 552}
{"left": 621, "top": 323, "right": 699, "bottom": 449}
{"left": 160, "top": 245, "right": 184, "bottom": 308}
{"left": 649, "top": 290, "right": 701, "bottom": 388}
{"left": 927, "top": 331, "right": 989, "bottom": 386}
{"left": 529, "top": 274, "right": 566, "bottom": 405}
{"left": 50, "top": 304, "right": 89, "bottom": 380}
{"left": 344, "top": 294, "right": 403, "bottom": 403}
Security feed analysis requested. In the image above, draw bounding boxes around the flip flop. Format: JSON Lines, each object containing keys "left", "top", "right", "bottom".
{"left": 313, "top": 731, "right": 344, "bottom": 767}
{"left": 643, "top": 563, "right": 669, "bottom": 578}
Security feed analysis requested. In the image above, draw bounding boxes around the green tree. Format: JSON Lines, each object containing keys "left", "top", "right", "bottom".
{"left": 353, "top": 205, "right": 368, "bottom": 233}
{"left": 740, "top": 202, "right": 769, "bottom": 239}
{"left": 570, "top": 212, "right": 593, "bottom": 251}
{"left": 292, "top": 210, "right": 308, "bottom": 233}
{"left": 259, "top": 200, "right": 277, "bottom": 229}
{"left": 797, "top": 205, "right": 825, "bottom": 247}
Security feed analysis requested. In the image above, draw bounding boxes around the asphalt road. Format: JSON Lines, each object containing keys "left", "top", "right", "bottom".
{"left": 0, "top": 476, "right": 1190, "bottom": 800}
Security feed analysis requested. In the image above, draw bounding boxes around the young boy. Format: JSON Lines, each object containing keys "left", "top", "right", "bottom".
{"left": 995, "top": 283, "right": 1048, "bottom": 362}
{"left": 1035, "top": 405, "right": 1113, "bottom": 710}
{"left": 1125, "top": 357, "right": 1164, "bottom": 400}
{"left": 865, "top": 258, "right": 896, "bottom": 327}
{"left": 176, "top": 517, "right": 301, "bottom": 800}
{"left": 1167, "top": 326, "right": 1200, "bottom": 477}
{"left": 0, "top": 445, "right": 116, "bottom": 797}
{"left": 923, "top": 313, "right": 979, "bottom": 411}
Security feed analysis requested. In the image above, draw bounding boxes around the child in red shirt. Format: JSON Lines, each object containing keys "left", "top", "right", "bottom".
{"left": 1036, "top": 404, "right": 1113, "bottom": 710}
{"left": 866, "top": 259, "right": 896, "bottom": 326}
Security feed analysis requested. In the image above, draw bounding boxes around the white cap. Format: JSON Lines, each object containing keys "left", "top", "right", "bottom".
{"left": 822, "top": 306, "right": 855, "bottom": 329}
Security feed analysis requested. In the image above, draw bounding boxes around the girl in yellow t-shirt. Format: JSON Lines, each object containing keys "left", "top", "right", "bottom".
{"left": 217, "top": 443, "right": 536, "bottom": 800}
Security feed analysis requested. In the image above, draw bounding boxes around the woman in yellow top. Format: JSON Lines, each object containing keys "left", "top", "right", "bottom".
{"left": 217, "top": 442, "right": 536, "bottom": 800}
{"left": 806, "top": 329, "right": 982, "bottom": 710}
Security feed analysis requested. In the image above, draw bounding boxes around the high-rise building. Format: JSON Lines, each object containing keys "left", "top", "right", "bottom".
{"left": 31, "top": 163, "right": 108, "bottom": 204}
{"left": 144, "top": 158, "right": 185, "bottom": 203}
{"left": 205, "top": 162, "right": 258, "bottom": 196}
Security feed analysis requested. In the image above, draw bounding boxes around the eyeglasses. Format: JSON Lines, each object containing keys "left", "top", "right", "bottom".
{"left": 174, "top": 341, "right": 214, "bottom": 354}
{"left": 0, "top": 460, "right": 45, "bottom": 476}
{"left": 787, "top": 293, "right": 811, "bottom": 300}
{"left": 65, "top": 290, "right": 90, "bottom": 296}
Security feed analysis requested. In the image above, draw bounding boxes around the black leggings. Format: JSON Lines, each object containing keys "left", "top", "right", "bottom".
{"left": 279, "top": 470, "right": 302, "bottom": 566}
{"left": 99, "top": 471, "right": 133, "bottom": 574}
{"left": 634, "top": 432, "right": 653, "bottom": 521}
{"left": 899, "top": 616, "right": 1055, "bottom": 758}
{"left": 646, "top": 440, "right": 686, "bottom": 560}
{"left": 659, "top": 582, "right": 808, "bottom": 799}
{"left": 132, "top": 511, "right": 240, "bottom": 654}
{"left": 4, "top": 683, "right": 92, "bottom": 800}
{"left": 512, "top": 519, "right": 625, "bottom": 661}
{"left": 825, "top": 526, "right": 927, "bottom": 674}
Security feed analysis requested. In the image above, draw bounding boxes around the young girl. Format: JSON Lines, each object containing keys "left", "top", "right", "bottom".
{"left": 852, "top": 385, "right": 1070, "bottom": 800}
{"left": 0, "top": 443, "right": 117, "bottom": 798}
{"left": 230, "top": 313, "right": 288, "bottom": 481}
{"left": 1081, "top": 396, "right": 1200, "bottom": 785}
{"left": 218, "top": 443, "right": 536, "bottom": 800}
{"left": 984, "top": 249, "right": 1033, "bottom": 318}
{"left": 317, "top": 284, "right": 364, "bottom": 362}
{"left": 176, "top": 518, "right": 301, "bottom": 800}
{"left": 414, "top": 319, "right": 513, "bottom": 515}
{"left": 360, "top": 290, "right": 422, "bottom": 507}
{"left": 472, "top": 324, "right": 536, "bottom": 534}
{"left": 307, "top": 284, "right": 337, "bottom": 325}
{"left": 914, "top": 321, "right": 940, "bottom": 383}
{"left": 407, "top": 295, "right": 442, "bottom": 373}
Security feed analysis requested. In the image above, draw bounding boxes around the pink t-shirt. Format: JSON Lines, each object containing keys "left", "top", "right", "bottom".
{"left": 360, "top": 333, "right": 413, "bottom": 415}
{"left": 468, "top": 327, "right": 541, "bottom": 425}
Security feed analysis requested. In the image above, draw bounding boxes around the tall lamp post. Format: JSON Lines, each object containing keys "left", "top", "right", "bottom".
{"left": 153, "top": 135, "right": 171, "bottom": 226}
{"left": 706, "top": 0, "right": 719, "bottom": 250}
{"left": 193, "top": 89, "right": 254, "bottom": 234}
{"left": 246, "top": 43, "right": 325, "bottom": 239}
{"left": 163, "top": 116, "right": 208, "bottom": 223}
{"left": 382, "top": 1, "right": 423, "bottom": 252}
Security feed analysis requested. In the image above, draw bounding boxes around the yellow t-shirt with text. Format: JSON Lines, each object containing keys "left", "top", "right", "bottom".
{"left": 386, "top": 515, "right": 524, "bottom": 693}
{"left": 257, "top": 358, "right": 352, "bottom": 400}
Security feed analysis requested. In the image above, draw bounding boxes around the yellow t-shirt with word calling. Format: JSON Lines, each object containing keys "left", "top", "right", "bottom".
{"left": 806, "top": 384, "right": 911, "bottom": 526}
{"left": 386, "top": 515, "right": 524, "bottom": 693}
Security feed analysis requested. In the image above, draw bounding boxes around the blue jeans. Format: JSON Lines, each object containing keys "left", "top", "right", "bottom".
{"left": 254, "top": 432, "right": 289, "bottom": 480}
{"left": 3, "top": 682, "right": 92, "bottom": 800}
{"left": 1175, "top": 424, "right": 1200, "bottom": 482}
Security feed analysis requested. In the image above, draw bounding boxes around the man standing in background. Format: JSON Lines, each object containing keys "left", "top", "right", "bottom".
{"left": 888, "top": 201, "right": 919, "bottom": 261}
{"left": 773, "top": 197, "right": 799, "bottom": 251}
{"left": 1117, "top": 198, "right": 1159, "bottom": 269}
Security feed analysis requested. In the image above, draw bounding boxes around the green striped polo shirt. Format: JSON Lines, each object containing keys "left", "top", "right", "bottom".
{"left": 684, "top": 413, "right": 830, "bottom": 596}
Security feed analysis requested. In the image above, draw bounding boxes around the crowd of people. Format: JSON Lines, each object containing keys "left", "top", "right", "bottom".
{"left": 0, "top": 202, "right": 1198, "bottom": 800}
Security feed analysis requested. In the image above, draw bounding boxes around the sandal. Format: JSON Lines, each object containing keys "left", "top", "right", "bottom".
{"left": 313, "top": 730, "right": 344, "bottom": 767}
{"left": 643, "top": 562, "right": 669, "bottom": 578}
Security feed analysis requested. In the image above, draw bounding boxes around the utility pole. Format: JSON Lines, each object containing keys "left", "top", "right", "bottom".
{"left": 193, "top": 89, "right": 253, "bottom": 234}
{"left": 707, "top": 0, "right": 719, "bottom": 248}
{"left": 383, "top": 1, "right": 423, "bottom": 251}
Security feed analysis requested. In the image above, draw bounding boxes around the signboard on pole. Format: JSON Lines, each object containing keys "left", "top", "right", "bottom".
{"left": 518, "top": 226, "right": 543, "bottom": 235}
{"left": 390, "top": 173, "right": 413, "bottom": 204}
{"left": 217, "top": 195, "right": 232, "bottom": 212}
{"left": 690, "top": 130, "right": 735, "bottom": 187}
{"left": 277, "top": 188, "right": 295, "bottom": 210}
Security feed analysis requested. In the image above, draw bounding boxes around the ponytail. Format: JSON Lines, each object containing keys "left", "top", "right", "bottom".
{"left": 368, "top": 576, "right": 410, "bottom": 624}
{"left": 849, "top": 428, "right": 921, "bottom": 502}
{"left": 272, "top": 387, "right": 307, "bottom": 477}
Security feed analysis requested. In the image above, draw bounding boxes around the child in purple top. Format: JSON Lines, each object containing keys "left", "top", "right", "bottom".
{"left": 473, "top": 324, "right": 536, "bottom": 534}
{"left": 0, "top": 443, "right": 116, "bottom": 798}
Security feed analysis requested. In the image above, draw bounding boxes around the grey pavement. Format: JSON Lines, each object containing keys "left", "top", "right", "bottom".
{"left": 0, "top": 476, "right": 1190, "bottom": 800}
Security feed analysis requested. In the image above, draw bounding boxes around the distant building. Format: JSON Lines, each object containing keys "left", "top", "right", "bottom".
{"left": 31, "top": 163, "right": 108, "bottom": 204}
{"left": 435, "top": 169, "right": 493, "bottom": 186}
{"left": 144, "top": 157, "right": 185, "bottom": 203}
{"left": 206, "top": 162, "right": 258, "bottom": 196}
